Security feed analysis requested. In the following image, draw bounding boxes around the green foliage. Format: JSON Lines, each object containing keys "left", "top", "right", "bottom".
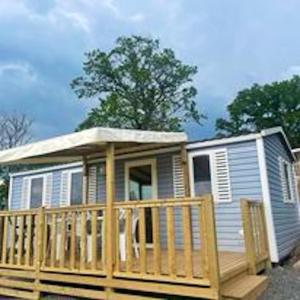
{"left": 216, "top": 75, "right": 300, "bottom": 147}
{"left": 71, "top": 35, "right": 204, "bottom": 131}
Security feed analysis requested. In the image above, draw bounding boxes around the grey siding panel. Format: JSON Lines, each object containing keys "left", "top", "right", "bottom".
{"left": 264, "top": 134, "right": 300, "bottom": 260}
{"left": 10, "top": 176, "right": 23, "bottom": 210}
{"left": 189, "top": 140, "right": 263, "bottom": 252}
{"left": 10, "top": 166, "right": 82, "bottom": 209}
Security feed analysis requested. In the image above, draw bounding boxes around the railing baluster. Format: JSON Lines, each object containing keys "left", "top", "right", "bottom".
{"left": 102, "top": 210, "right": 106, "bottom": 270}
{"left": 199, "top": 204, "right": 209, "bottom": 279}
{"left": 17, "top": 215, "right": 24, "bottom": 265}
{"left": 114, "top": 209, "right": 120, "bottom": 272}
{"left": 166, "top": 206, "right": 176, "bottom": 278}
{"left": 1, "top": 216, "right": 8, "bottom": 264}
{"left": 182, "top": 205, "right": 193, "bottom": 278}
{"left": 59, "top": 212, "right": 66, "bottom": 269}
{"left": 9, "top": 216, "right": 16, "bottom": 265}
{"left": 241, "top": 200, "right": 257, "bottom": 274}
{"left": 91, "top": 210, "right": 97, "bottom": 270}
{"left": 50, "top": 213, "right": 57, "bottom": 268}
{"left": 25, "top": 214, "right": 32, "bottom": 266}
{"left": 125, "top": 208, "right": 132, "bottom": 273}
{"left": 152, "top": 207, "right": 161, "bottom": 275}
{"left": 139, "top": 207, "right": 146, "bottom": 274}
{"left": 70, "top": 212, "right": 76, "bottom": 270}
{"left": 42, "top": 214, "right": 48, "bottom": 267}
{"left": 80, "top": 211, "right": 87, "bottom": 270}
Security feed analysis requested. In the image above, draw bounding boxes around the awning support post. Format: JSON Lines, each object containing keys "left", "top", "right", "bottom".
{"left": 181, "top": 143, "right": 190, "bottom": 197}
{"left": 82, "top": 156, "right": 89, "bottom": 204}
{"left": 105, "top": 142, "right": 115, "bottom": 296}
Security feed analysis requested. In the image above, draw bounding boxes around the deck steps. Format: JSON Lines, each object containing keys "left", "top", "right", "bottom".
{"left": 222, "top": 275, "right": 268, "bottom": 300}
{"left": 0, "top": 276, "right": 38, "bottom": 300}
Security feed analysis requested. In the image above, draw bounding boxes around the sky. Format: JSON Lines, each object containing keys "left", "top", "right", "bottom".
{"left": 0, "top": 0, "right": 300, "bottom": 141}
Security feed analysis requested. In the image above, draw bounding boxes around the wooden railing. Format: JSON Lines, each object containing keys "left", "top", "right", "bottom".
{"left": 0, "top": 209, "right": 39, "bottom": 270}
{"left": 0, "top": 196, "right": 221, "bottom": 295}
{"left": 41, "top": 204, "right": 106, "bottom": 275}
{"left": 241, "top": 199, "right": 270, "bottom": 274}
{"left": 113, "top": 196, "right": 220, "bottom": 288}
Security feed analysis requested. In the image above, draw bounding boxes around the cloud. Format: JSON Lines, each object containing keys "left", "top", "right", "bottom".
{"left": 1, "top": 0, "right": 300, "bottom": 141}
{"left": 280, "top": 66, "right": 300, "bottom": 80}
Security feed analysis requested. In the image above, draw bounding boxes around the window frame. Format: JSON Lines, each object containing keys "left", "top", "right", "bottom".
{"left": 188, "top": 148, "right": 232, "bottom": 203}
{"left": 280, "top": 157, "right": 295, "bottom": 203}
{"left": 27, "top": 174, "right": 46, "bottom": 209}
{"left": 124, "top": 158, "right": 158, "bottom": 201}
{"left": 68, "top": 168, "right": 83, "bottom": 206}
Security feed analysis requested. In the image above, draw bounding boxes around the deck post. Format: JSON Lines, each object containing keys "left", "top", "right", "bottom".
{"left": 34, "top": 206, "right": 45, "bottom": 299}
{"left": 105, "top": 142, "right": 115, "bottom": 297}
{"left": 180, "top": 143, "right": 190, "bottom": 197}
{"left": 204, "top": 194, "right": 220, "bottom": 297}
{"left": 82, "top": 156, "right": 89, "bottom": 204}
{"left": 241, "top": 199, "right": 257, "bottom": 274}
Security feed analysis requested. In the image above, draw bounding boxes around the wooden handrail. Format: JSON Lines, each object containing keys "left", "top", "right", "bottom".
{"left": 241, "top": 199, "right": 270, "bottom": 274}
{"left": 0, "top": 195, "right": 221, "bottom": 293}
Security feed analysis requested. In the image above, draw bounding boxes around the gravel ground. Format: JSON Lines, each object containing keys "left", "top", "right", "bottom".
{"left": 262, "top": 261, "right": 300, "bottom": 300}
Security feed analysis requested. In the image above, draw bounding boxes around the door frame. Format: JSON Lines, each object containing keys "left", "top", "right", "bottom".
{"left": 188, "top": 150, "right": 218, "bottom": 198}
{"left": 124, "top": 158, "right": 158, "bottom": 248}
{"left": 124, "top": 158, "right": 158, "bottom": 201}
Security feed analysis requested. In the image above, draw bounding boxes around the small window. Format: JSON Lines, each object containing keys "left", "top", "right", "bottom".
{"left": 30, "top": 177, "right": 44, "bottom": 208}
{"left": 280, "top": 158, "right": 295, "bottom": 203}
{"left": 283, "top": 161, "right": 292, "bottom": 201}
{"left": 70, "top": 171, "right": 83, "bottom": 205}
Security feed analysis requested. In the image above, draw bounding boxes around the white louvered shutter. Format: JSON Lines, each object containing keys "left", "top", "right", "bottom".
{"left": 21, "top": 177, "right": 30, "bottom": 210}
{"left": 44, "top": 173, "right": 53, "bottom": 208}
{"left": 213, "top": 150, "right": 232, "bottom": 202}
{"left": 278, "top": 157, "right": 294, "bottom": 203}
{"left": 60, "top": 171, "right": 70, "bottom": 207}
{"left": 172, "top": 155, "right": 185, "bottom": 198}
{"left": 88, "top": 165, "right": 98, "bottom": 204}
{"left": 292, "top": 166, "right": 299, "bottom": 202}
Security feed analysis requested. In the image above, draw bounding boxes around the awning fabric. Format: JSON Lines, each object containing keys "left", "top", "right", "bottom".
{"left": 0, "top": 127, "right": 187, "bottom": 165}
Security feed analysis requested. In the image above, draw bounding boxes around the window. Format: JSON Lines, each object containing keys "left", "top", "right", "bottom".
{"left": 70, "top": 171, "right": 83, "bottom": 205}
{"left": 30, "top": 177, "right": 44, "bottom": 208}
{"left": 189, "top": 149, "right": 232, "bottom": 202}
{"left": 193, "top": 155, "right": 212, "bottom": 196}
{"left": 280, "top": 158, "right": 295, "bottom": 203}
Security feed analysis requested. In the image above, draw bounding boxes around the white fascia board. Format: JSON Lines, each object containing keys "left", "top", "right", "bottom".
{"left": 186, "top": 133, "right": 260, "bottom": 150}
{"left": 256, "top": 137, "right": 279, "bottom": 263}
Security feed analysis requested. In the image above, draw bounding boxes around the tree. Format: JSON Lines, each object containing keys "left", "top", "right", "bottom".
{"left": 216, "top": 76, "right": 300, "bottom": 147}
{"left": 71, "top": 35, "right": 204, "bottom": 131}
{"left": 0, "top": 113, "right": 32, "bottom": 209}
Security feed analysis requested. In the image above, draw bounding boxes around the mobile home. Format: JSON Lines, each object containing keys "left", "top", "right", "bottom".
{"left": 0, "top": 127, "right": 298, "bottom": 299}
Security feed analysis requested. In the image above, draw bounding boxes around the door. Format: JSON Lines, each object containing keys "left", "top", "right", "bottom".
{"left": 125, "top": 159, "right": 157, "bottom": 246}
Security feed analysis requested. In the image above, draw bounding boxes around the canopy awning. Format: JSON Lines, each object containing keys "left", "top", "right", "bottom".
{"left": 0, "top": 127, "right": 187, "bottom": 165}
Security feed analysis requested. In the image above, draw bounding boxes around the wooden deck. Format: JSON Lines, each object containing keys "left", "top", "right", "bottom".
{"left": 0, "top": 197, "right": 270, "bottom": 299}
{"left": 117, "top": 250, "right": 247, "bottom": 280}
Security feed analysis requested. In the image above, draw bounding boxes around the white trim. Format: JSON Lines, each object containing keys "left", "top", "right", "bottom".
{"left": 26, "top": 174, "right": 47, "bottom": 209}
{"left": 256, "top": 137, "right": 279, "bottom": 263}
{"left": 187, "top": 133, "right": 260, "bottom": 150}
{"left": 188, "top": 148, "right": 232, "bottom": 203}
{"left": 187, "top": 126, "right": 296, "bottom": 161}
{"left": 124, "top": 158, "right": 158, "bottom": 201}
{"left": 8, "top": 176, "right": 13, "bottom": 210}
{"left": 279, "top": 157, "right": 295, "bottom": 203}
{"left": 10, "top": 162, "right": 82, "bottom": 177}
